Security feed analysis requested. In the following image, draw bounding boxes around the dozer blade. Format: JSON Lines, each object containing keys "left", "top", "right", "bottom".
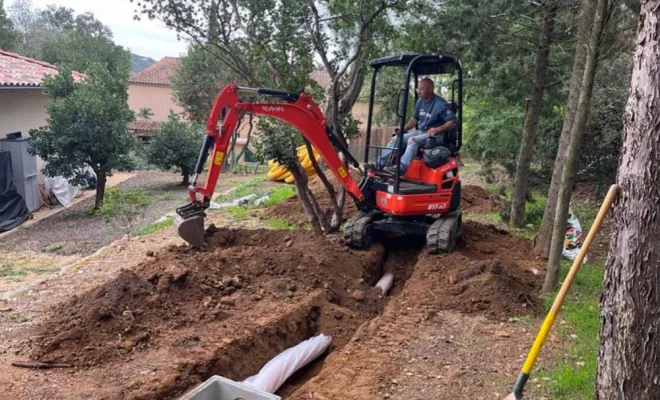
{"left": 174, "top": 214, "right": 206, "bottom": 248}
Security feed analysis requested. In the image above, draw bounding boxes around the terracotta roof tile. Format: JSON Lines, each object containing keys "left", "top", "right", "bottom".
{"left": 0, "top": 49, "right": 84, "bottom": 87}
{"left": 128, "top": 120, "right": 162, "bottom": 133}
{"left": 129, "top": 57, "right": 179, "bottom": 86}
{"left": 309, "top": 70, "right": 332, "bottom": 89}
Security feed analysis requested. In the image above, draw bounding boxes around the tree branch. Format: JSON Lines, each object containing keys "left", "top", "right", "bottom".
{"left": 473, "top": 6, "right": 542, "bottom": 47}
{"left": 334, "top": 0, "right": 394, "bottom": 82}
{"left": 228, "top": 0, "right": 283, "bottom": 85}
{"left": 307, "top": 0, "right": 336, "bottom": 79}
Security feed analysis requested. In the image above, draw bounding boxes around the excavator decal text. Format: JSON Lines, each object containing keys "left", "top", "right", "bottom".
{"left": 338, "top": 167, "right": 347, "bottom": 178}
{"left": 214, "top": 151, "right": 225, "bottom": 165}
{"left": 261, "top": 106, "right": 285, "bottom": 113}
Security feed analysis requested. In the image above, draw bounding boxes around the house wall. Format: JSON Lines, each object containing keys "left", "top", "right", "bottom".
{"left": 128, "top": 83, "right": 185, "bottom": 122}
{"left": 0, "top": 89, "right": 48, "bottom": 182}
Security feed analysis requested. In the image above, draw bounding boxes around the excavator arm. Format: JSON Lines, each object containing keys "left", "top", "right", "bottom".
{"left": 175, "top": 83, "right": 365, "bottom": 247}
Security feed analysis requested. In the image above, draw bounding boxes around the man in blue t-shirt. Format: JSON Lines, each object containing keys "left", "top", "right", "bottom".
{"left": 377, "top": 78, "right": 457, "bottom": 175}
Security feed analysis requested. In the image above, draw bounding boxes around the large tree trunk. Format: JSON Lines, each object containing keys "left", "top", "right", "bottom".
{"left": 596, "top": 2, "right": 660, "bottom": 395}
{"left": 535, "top": 0, "right": 596, "bottom": 255}
{"left": 94, "top": 171, "right": 107, "bottom": 209}
{"left": 542, "top": 0, "right": 608, "bottom": 293}
{"left": 509, "top": 0, "right": 558, "bottom": 227}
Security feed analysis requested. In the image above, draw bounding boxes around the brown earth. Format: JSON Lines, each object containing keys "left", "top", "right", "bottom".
{"left": 263, "top": 174, "right": 359, "bottom": 227}
{"left": 461, "top": 185, "right": 507, "bottom": 213}
{"left": 12, "top": 215, "right": 544, "bottom": 399}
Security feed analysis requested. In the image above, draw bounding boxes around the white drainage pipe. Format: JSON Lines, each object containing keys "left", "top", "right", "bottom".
{"left": 375, "top": 272, "right": 394, "bottom": 296}
{"left": 243, "top": 334, "right": 332, "bottom": 394}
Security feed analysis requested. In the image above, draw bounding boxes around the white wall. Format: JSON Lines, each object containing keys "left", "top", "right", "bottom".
{"left": 0, "top": 89, "right": 48, "bottom": 182}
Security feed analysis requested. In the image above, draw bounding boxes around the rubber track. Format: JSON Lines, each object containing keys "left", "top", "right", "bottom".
{"left": 427, "top": 212, "right": 461, "bottom": 254}
{"left": 344, "top": 211, "right": 379, "bottom": 249}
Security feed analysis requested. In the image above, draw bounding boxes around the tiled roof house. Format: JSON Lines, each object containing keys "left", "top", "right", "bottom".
{"left": 0, "top": 49, "right": 84, "bottom": 182}
{"left": 127, "top": 57, "right": 185, "bottom": 137}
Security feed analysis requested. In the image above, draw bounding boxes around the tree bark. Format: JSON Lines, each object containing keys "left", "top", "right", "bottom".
{"left": 596, "top": 2, "right": 660, "bottom": 395}
{"left": 234, "top": 114, "right": 254, "bottom": 168}
{"left": 290, "top": 160, "right": 322, "bottom": 233}
{"left": 510, "top": 0, "right": 558, "bottom": 227}
{"left": 181, "top": 170, "right": 190, "bottom": 186}
{"left": 543, "top": 0, "right": 608, "bottom": 293}
{"left": 94, "top": 172, "right": 107, "bottom": 209}
{"left": 535, "top": 0, "right": 596, "bottom": 256}
{"left": 304, "top": 140, "right": 342, "bottom": 232}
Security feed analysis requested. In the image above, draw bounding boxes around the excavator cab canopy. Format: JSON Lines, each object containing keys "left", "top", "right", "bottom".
{"left": 362, "top": 54, "right": 463, "bottom": 193}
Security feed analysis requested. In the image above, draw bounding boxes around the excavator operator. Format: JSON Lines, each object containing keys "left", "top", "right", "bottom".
{"left": 376, "top": 78, "right": 457, "bottom": 175}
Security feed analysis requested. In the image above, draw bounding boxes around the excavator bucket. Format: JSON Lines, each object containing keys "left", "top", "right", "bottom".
{"left": 174, "top": 214, "right": 206, "bottom": 248}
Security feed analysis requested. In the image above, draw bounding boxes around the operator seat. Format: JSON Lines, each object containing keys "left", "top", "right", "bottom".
{"left": 422, "top": 136, "right": 452, "bottom": 168}
{"left": 420, "top": 100, "right": 459, "bottom": 168}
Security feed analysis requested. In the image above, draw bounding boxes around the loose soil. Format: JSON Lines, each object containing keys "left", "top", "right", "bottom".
{"left": 9, "top": 212, "right": 544, "bottom": 399}
{"left": 263, "top": 174, "right": 359, "bottom": 227}
{"left": 461, "top": 185, "right": 506, "bottom": 213}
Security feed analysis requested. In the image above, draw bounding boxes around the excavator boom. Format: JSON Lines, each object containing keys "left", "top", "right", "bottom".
{"left": 175, "top": 83, "right": 364, "bottom": 247}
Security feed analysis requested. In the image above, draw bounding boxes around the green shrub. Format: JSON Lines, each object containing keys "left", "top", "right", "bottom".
{"left": 97, "top": 188, "right": 150, "bottom": 238}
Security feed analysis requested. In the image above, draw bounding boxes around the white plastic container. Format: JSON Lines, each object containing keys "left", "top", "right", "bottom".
{"left": 180, "top": 375, "right": 281, "bottom": 400}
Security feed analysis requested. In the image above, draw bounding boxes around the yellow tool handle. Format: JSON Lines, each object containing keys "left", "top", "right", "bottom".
{"left": 511, "top": 184, "right": 618, "bottom": 399}
{"left": 551, "top": 184, "right": 618, "bottom": 315}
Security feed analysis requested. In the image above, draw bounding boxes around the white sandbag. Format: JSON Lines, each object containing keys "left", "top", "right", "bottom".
{"left": 232, "top": 194, "right": 258, "bottom": 206}
{"left": 44, "top": 176, "right": 82, "bottom": 208}
{"left": 243, "top": 334, "right": 332, "bottom": 394}
{"left": 254, "top": 195, "right": 271, "bottom": 206}
{"left": 562, "top": 208, "right": 588, "bottom": 263}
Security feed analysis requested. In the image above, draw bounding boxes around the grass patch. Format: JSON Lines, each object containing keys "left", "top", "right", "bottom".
{"left": 216, "top": 176, "right": 268, "bottom": 201}
{"left": 0, "top": 265, "right": 27, "bottom": 278}
{"left": 227, "top": 206, "right": 249, "bottom": 219}
{"left": 158, "top": 192, "right": 176, "bottom": 201}
{"left": 30, "top": 266, "right": 62, "bottom": 275}
{"left": 43, "top": 242, "right": 65, "bottom": 252}
{"left": 11, "top": 290, "right": 29, "bottom": 298}
{"left": 266, "top": 218, "right": 296, "bottom": 230}
{"left": 571, "top": 203, "right": 599, "bottom": 232}
{"left": 463, "top": 211, "right": 501, "bottom": 225}
{"left": 135, "top": 217, "right": 174, "bottom": 236}
{"left": 7, "top": 313, "right": 29, "bottom": 323}
{"left": 260, "top": 186, "right": 296, "bottom": 207}
{"left": 64, "top": 210, "right": 89, "bottom": 220}
{"left": 535, "top": 260, "right": 604, "bottom": 400}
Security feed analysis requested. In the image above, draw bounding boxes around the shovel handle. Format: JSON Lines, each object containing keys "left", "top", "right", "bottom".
{"left": 512, "top": 184, "right": 619, "bottom": 399}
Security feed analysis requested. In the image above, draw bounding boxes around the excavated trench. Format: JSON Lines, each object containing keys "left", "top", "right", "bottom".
{"left": 23, "top": 221, "right": 542, "bottom": 400}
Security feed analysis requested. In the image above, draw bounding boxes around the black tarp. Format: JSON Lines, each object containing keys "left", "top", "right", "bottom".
{"left": 0, "top": 151, "right": 30, "bottom": 232}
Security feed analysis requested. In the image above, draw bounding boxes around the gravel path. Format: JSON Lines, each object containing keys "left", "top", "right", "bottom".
{"left": 0, "top": 171, "right": 192, "bottom": 256}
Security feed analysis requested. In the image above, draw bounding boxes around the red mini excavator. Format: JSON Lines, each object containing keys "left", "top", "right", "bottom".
{"left": 175, "top": 54, "right": 464, "bottom": 253}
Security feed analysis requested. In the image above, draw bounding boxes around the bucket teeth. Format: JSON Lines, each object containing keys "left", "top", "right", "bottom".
{"left": 174, "top": 215, "right": 206, "bottom": 248}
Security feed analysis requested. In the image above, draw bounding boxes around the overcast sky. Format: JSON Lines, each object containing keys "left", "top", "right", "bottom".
{"left": 5, "top": 0, "right": 188, "bottom": 60}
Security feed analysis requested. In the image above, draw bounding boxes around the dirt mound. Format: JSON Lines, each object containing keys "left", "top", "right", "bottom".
{"left": 24, "top": 217, "right": 543, "bottom": 399}
{"left": 29, "top": 226, "right": 385, "bottom": 367}
{"left": 399, "top": 222, "right": 543, "bottom": 317}
{"left": 265, "top": 173, "right": 359, "bottom": 226}
{"left": 461, "top": 184, "right": 506, "bottom": 212}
